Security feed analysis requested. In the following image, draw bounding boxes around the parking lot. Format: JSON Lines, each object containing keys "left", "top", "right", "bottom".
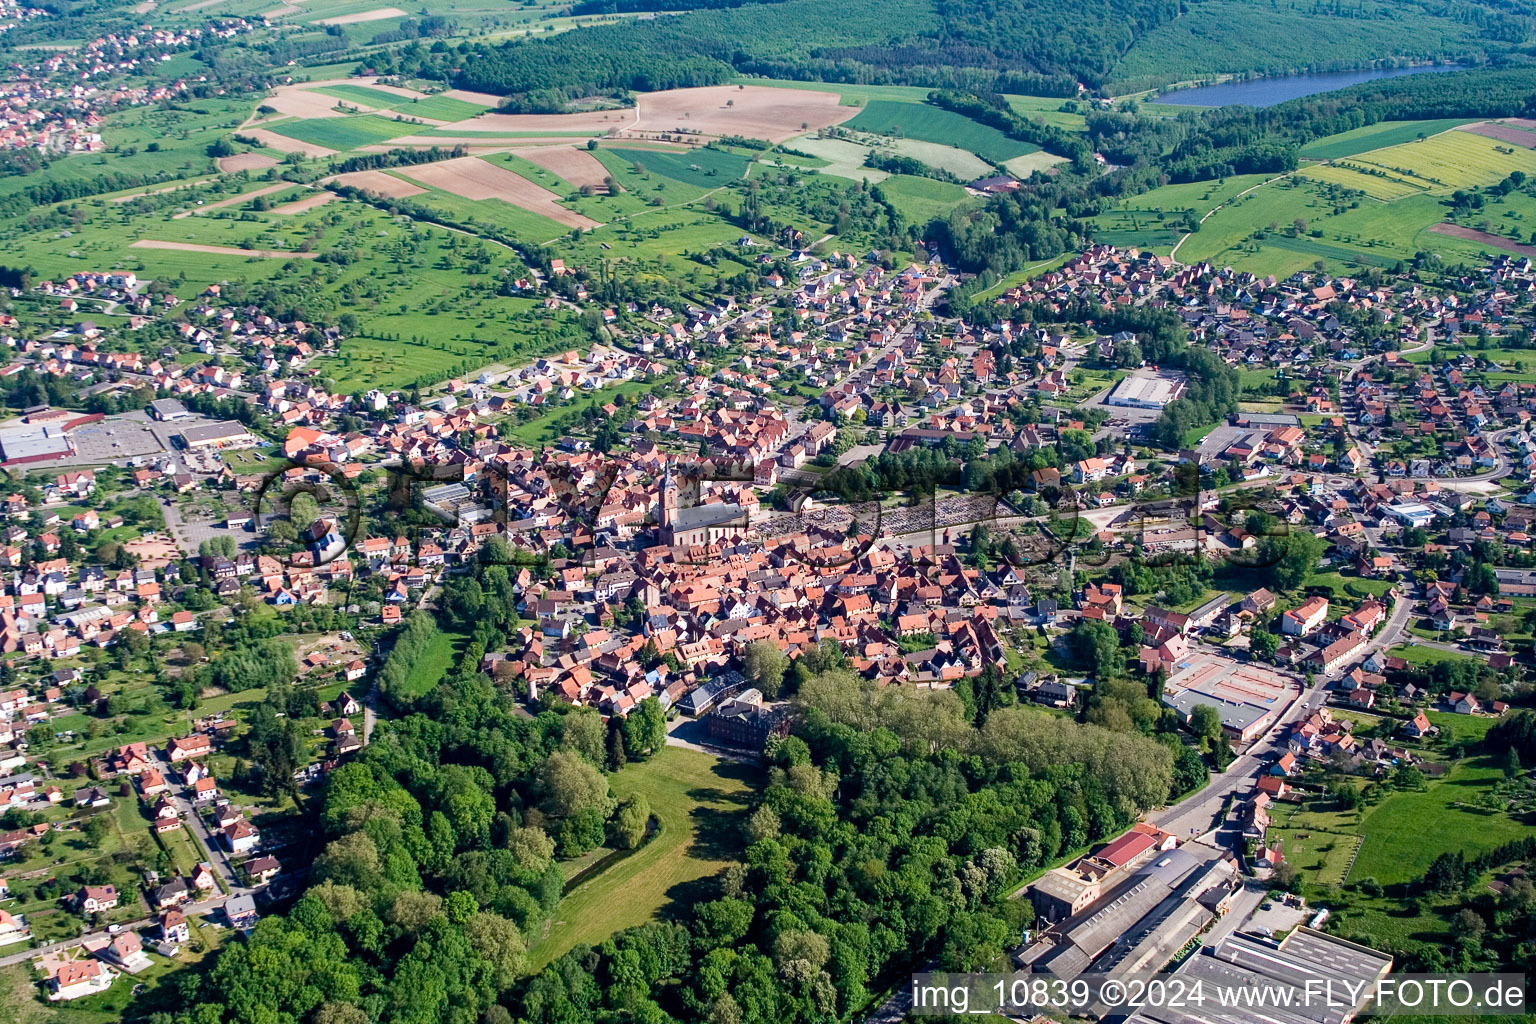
{"left": 61, "top": 417, "right": 166, "bottom": 464}
{"left": 40, "top": 410, "right": 235, "bottom": 468}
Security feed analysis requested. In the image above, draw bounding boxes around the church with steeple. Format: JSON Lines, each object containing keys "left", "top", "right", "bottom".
{"left": 657, "top": 463, "right": 748, "bottom": 547}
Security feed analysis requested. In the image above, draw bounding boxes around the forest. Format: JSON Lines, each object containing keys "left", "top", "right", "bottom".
{"left": 379, "top": 0, "right": 1532, "bottom": 104}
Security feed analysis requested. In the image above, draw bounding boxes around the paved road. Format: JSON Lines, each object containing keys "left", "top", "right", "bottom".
{"left": 147, "top": 751, "right": 248, "bottom": 897}
{"left": 0, "top": 891, "right": 231, "bottom": 968}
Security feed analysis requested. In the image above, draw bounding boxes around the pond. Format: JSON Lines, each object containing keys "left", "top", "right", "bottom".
{"left": 1158, "top": 64, "right": 1464, "bottom": 108}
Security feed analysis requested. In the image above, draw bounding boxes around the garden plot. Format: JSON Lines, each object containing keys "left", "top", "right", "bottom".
{"left": 397, "top": 156, "right": 601, "bottom": 229}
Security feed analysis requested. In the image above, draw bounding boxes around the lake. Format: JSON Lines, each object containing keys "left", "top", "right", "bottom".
{"left": 1158, "top": 64, "right": 1463, "bottom": 108}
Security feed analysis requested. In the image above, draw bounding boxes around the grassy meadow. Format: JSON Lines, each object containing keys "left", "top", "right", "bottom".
{"left": 533, "top": 746, "right": 758, "bottom": 967}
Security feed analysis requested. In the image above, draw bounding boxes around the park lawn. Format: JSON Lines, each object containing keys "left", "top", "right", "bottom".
{"left": 877, "top": 174, "right": 972, "bottom": 223}
{"left": 1298, "top": 118, "right": 1479, "bottom": 160}
{"left": 1302, "top": 569, "right": 1392, "bottom": 599}
{"left": 533, "top": 746, "right": 758, "bottom": 967}
{"left": 1349, "top": 757, "right": 1528, "bottom": 886}
{"left": 844, "top": 99, "right": 1038, "bottom": 163}
{"left": 262, "top": 115, "right": 413, "bottom": 151}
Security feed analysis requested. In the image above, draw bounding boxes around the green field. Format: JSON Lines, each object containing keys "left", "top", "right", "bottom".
{"left": 533, "top": 746, "right": 757, "bottom": 967}
{"left": 1390, "top": 643, "right": 1482, "bottom": 667}
{"left": 605, "top": 146, "right": 752, "bottom": 188}
{"left": 0, "top": 99, "right": 248, "bottom": 203}
{"left": 877, "top": 173, "right": 972, "bottom": 222}
{"left": 1299, "top": 118, "right": 1479, "bottom": 160}
{"left": 1350, "top": 758, "right": 1527, "bottom": 885}
{"left": 313, "top": 84, "right": 489, "bottom": 121}
{"left": 1307, "top": 129, "right": 1536, "bottom": 198}
{"left": 786, "top": 136, "right": 888, "bottom": 182}
{"left": 882, "top": 137, "right": 993, "bottom": 179}
{"left": 262, "top": 114, "right": 413, "bottom": 151}
{"left": 1004, "top": 95, "right": 1089, "bottom": 132}
{"left": 1269, "top": 827, "right": 1360, "bottom": 884}
{"left": 844, "top": 99, "right": 1039, "bottom": 162}
{"left": 394, "top": 627, "right": 467, "bottom": 698}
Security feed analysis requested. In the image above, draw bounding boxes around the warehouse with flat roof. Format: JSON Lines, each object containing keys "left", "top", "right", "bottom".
{"left": 177, "top": 421, "right": 256, "bottom": 450}
{"left": 1124, "top": 928, "right": 1393, "bottom": 1024}
{"left": 1108, "top": 373, "right": 1188, "bottom": 410}
{"left": 0, "top": 424, "right": 74, "bottom": 465}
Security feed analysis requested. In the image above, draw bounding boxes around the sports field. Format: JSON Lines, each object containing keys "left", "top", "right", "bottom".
{"left": 533, "top": 746, "right": 758, "bottom": 967}
{"left": 845, "top": 99, "right": 1039, "bottom": 163}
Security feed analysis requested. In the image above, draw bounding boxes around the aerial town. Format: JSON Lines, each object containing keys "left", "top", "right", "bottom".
{"left": 1, "top": 0, "right": 1536, "bottom": 1018}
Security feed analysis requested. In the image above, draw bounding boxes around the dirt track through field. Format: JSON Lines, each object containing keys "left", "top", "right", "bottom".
{"left": 271, "top": 192, "right": 337, "bottom": 214}
{"left": 130, "top": 240, "right": 318, "bottom": 258}
{"left": 1429, "top": 222, "right": 1536, "bottom": 257}
{"left": 238, "top": 129, "right": 336, "bottom": 158}
{"left": 171, "top": 183, "right": 291, "bottom": 219}
{"left": 111, "top": 179, "right": 215, "bottom": 202}
{"left": 444, "top": 88, "right": 508, "bottom": 107}
{"left": 397, "top": 156, "right": 600, "bottom": 229}
{"left": 514, "top": 145, "right": 611, "bottom": 187}
{"left": 316, "top": 6, "right": 405, "bottom": 23}
{"left": 327, "top": 169, "right": 427, "bottom": 198}
{"left": 440, "top": 109, "right": 630, "bottom": 135}
{"left": 217, "top": 152, "right": 279, "bottom": 172}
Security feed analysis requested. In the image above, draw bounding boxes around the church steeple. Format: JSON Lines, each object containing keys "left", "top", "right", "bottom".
{"left": 660, "top": 463, "right": 677, "bottom": 530}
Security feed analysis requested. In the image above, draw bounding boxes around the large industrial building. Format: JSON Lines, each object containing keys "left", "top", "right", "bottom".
{"left": 1107, "top": 373, "right": 1188, "bottom": 410}
{"left": 177, "top": 421, "right": 256, "bottom": 450}
{"left": 1023, "top": 846, "right": 1237, "bottom": 983}
{"left": 1124, "top": 928, "right": 1393, "bottom": 1024}
{"left": 0, "top": 423, "right": 74, "bottom": 465}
